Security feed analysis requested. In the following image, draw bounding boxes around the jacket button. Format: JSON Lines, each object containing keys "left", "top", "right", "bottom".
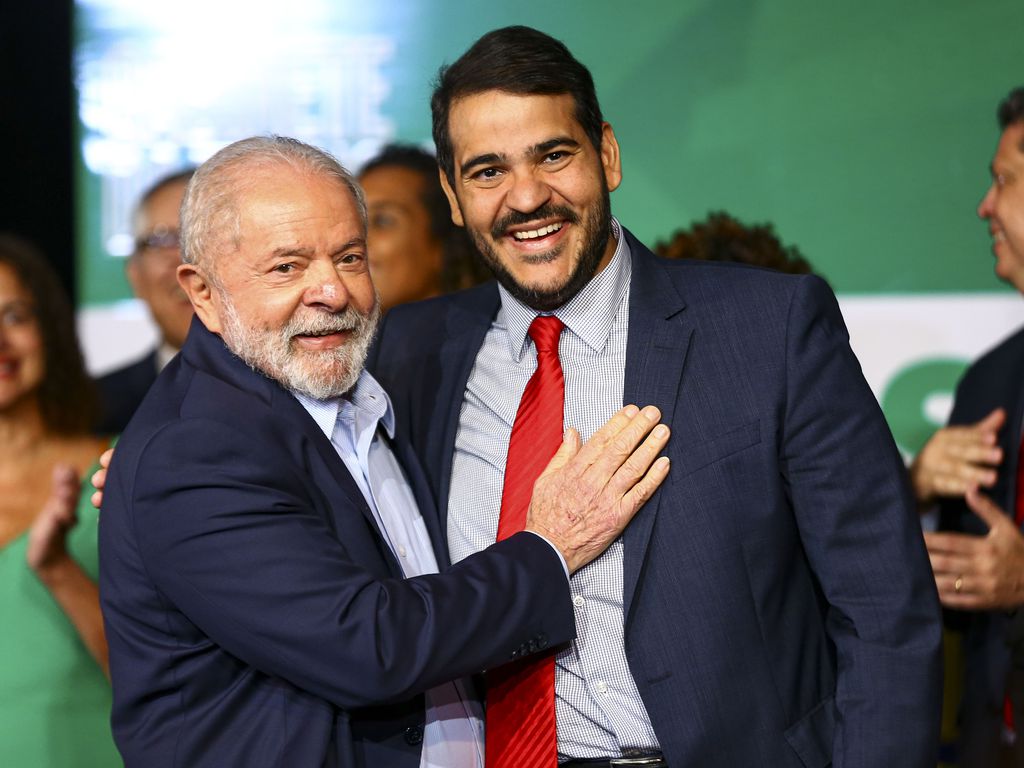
{"left": 404, "top": 725, "right": 424, "bottom": 745}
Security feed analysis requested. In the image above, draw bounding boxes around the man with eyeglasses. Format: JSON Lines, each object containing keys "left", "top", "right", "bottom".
{"left": 95, "top": 169, "right": 195, "bottom": 433}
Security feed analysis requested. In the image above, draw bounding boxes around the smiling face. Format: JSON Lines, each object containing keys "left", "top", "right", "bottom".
{"left": 0, "top": 262, "right": 44, "bottom": 412}
{"left": 440, "top": 91, "right": 622, "bottom": 311}
{"left": 179, "top": 163, "right": 379, "bottom": 400}
{"left": 360, "top": 165, "right": 445, "bottom": 309}
{"left": 978, "top": 122, "right": 1024, "bottom": 293}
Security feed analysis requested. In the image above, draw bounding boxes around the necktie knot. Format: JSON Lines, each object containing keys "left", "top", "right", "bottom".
{"left": 528, "top": 315, "right": 564, "bottom": 357}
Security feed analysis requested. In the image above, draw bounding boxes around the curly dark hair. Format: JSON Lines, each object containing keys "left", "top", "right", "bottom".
{"left": 0, "top": 233, "right": 98, "bottom": 434}
{"left": 653, "top": 211, "right": 814, "bottom": 276}
{"left": 359, "top": 143, "right": 490, "bottom": 292}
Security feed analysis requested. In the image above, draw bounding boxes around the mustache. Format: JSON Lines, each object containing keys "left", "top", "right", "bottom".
{"left": 285, "top": 307, "right": 369, "bottom": 338}
{"left": 491, "top": 204, "right": 580, "bottom": 240}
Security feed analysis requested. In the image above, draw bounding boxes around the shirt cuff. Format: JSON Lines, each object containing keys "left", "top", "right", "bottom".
{"left": 521, "top": 530, "right": 570, "bottom": 580}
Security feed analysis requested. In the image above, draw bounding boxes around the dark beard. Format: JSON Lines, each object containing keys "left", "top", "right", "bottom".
{"left": 464, "top": 181, "right": 613, "bottom": 312}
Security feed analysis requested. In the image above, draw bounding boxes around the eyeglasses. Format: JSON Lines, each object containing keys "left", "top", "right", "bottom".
{"left": 135, "top": 226, "right": 181, "bottom": 253}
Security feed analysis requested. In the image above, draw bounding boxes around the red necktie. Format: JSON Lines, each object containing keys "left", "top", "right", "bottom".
{"left": 486, "top": 315, "right": 565, "bottom": 768}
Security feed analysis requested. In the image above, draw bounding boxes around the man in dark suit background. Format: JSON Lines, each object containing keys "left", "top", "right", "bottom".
{"left": 95, "top": 169, "right": 195, "bottom": 433}
{"left": 369, "top": 26, "right": 943, "bottom": 767}
{"left": 917, "top": 86, "right": 1024, "bottom": 767}
{"left": 98, "top": 135, "right": 670, "bottom": 767}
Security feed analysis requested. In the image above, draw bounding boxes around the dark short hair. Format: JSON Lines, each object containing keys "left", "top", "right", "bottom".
{"left": 431, "top": 26, "right": 604, "bottom": 184}
{"left": 0, "top": 233, "right": 99, "bottom": 434}
{"left": 998, "top": 87, "right": 1024, "bottom": 134}
{"left": 653, "top": 211, "right": 814, "bottom": 276}
{"left": 359, "top": 143, "right": 490, "bottom": 293}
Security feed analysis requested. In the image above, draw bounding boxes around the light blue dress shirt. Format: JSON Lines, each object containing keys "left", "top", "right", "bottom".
{"left": 294, "top": 371, "right": 484, "bottom": 768}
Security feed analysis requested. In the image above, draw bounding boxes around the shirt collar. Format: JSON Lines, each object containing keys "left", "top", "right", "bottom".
{"left": 291, "top": 369, "right": 396, "bottom": 440}
{"left": 156, "top": 341, "right": 179, "bottom": 371}
{"left": 498, "top": 216, "right": 631, "bottom": 362}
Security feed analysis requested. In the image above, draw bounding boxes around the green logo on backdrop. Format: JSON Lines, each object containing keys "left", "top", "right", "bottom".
{"left": 880, "top": 358, "right": 968, "bottom": 459}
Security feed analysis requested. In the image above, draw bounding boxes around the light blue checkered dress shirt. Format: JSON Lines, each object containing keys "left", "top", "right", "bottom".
{"left": 448, "top": 219, "right": 661, "bottom": 760}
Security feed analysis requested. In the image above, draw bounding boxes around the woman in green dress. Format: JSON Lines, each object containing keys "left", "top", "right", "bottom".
{"left": 0, "top": 234, "right": 120, "bottom": 766}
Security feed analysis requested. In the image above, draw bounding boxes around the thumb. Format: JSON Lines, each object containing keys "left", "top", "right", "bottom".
{"left": 537, "top": 428, "right": 581, "bottom": 478}
{"left": 980, "top": 407, "right": 1007, "bottom": 435}
{"left": 966, "top": 485, "right": 1011, "bottom": 532}
{"left": 99, "top": 447, "right": 115, "bottom": 471}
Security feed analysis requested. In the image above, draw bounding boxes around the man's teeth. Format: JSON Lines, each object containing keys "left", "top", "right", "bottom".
{"left": 994, "top": 232, "right": 1006, "bottom": 243}
{"left": 513, "top": 223, "right": 562, "bottom": 241}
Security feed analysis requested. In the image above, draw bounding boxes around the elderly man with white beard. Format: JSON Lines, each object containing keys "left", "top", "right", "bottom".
{"left": 97, "top": 136, "right": 671, "bottom": 768}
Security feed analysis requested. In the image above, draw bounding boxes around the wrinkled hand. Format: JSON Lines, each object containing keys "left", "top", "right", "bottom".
{"left": 27, "top": 464, "right": 82, "bottom": 577}
{"left": 924, "top": 486, "right": 1024, "bottom": 610}
{"left": 525, "top": 404, "right": 670, "bottom": 573}
{"left": 910, "top": 408, "right": 1004, "bottom": 505}
{"left": 90, "top": 447, "right": 114, "bottom": 510}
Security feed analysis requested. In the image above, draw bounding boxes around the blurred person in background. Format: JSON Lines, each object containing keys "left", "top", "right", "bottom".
{"left": 359, "top": 144, "right": 489, "bottom": 310}
{"left": 0, "top": 233, "right": 118, "bottom": 766}
{"left": 654, "top": 210, "right": 814, "bottom": 275}
{"left": 915, "top": 86, "right": 1024, "bottom": 768}
{"left": 95, "top": 169, "right": 194, "bottom": 433}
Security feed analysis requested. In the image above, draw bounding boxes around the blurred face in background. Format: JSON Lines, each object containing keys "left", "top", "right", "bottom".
{"left": 978, "top": 122, "right": 1024, "bottom": 293}
{"left": 128, "top": 178, "right": 194, "bottom": 349}
{"left": 360, "top": 165, "right": 444, "bottom": 310}
{"left": 0, "top": 263, "right": 44, "bottom": 412}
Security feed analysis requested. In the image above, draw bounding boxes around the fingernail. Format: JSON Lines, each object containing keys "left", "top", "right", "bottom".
{"left": 653, "top": 424, "right": 669, "bottom": 438}
{"left": 641, "top": 405, "right": 660, "bottom": 421}
{"left": 623, "top": 404, "right": 639, "bottom": 417}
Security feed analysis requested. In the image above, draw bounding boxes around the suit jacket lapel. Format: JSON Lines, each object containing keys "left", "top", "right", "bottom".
{"left": 432, "top": 286, "right": 501, "bottom": 536}
{"left": 184, "top": 318, "right": 403, "bottom": 577}
{"left": 621, "top": 233, "right": 692, "bottom": 623}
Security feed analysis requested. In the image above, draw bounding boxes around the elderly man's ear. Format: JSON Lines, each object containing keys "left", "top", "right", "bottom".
{"left": 176, "top": 264, "right": 221, "bottom": 334}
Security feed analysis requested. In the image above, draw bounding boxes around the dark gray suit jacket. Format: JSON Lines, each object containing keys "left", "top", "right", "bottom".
{"left": 369, "top": 229, "right": 943, "bottom": 767}
{"left": 938, "top": 325, "right": 1024, "bottom": 767}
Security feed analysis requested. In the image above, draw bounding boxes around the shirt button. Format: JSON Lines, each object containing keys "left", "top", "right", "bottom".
{"left": 398, "top": 545, "right": 408, "bottom": 558}
{"left": 573, "top": 595, "right": 585, "bottom": 608}
{"left": 595, "top": 680, "right": 609, "bottom": 696}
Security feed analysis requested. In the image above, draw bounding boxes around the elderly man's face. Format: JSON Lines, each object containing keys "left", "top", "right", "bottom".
{"left": 185, "top": 165, "right": 378, "bottom": 400}
{"left": 978, "top": 122, "right": 1024, "bottom": 293}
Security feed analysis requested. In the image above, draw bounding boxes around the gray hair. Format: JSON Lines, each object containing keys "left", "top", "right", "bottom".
{"left": 180, "top": 136, "right": 367, "bottom": 279}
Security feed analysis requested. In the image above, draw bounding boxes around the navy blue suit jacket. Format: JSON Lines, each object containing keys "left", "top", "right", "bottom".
{"left": 938, "top": 326, "right": 1024, "bottom": 766}
{"left": 95, "top": 349, "right": 159, "bottom": 433}
{"left": 99, "top": 318, "right": 574, "bottom": 768}
{"left": 369, "top": 230, "right": 943, "bottom": 767}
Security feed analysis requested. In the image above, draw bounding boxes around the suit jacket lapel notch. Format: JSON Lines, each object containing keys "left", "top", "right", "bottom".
{"left": 621, "top": 234, "right": 693, "bottom": 624}
{"left": 434, "top": 286, "right": 501, "bottom": 532}
{"left": 185, "top": 321, "right": 403, "bottom": 576}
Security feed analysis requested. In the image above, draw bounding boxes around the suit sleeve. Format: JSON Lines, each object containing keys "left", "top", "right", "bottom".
{"left": 124, "top": 417, "right": 574, "bottom": 709}
{"left": 780, "top": 276, "right": 943, "bottom": 766}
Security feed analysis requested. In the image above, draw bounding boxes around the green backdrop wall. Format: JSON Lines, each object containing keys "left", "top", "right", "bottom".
{"left": 73, "top": 0, "right": 1024, "bottom": 456}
